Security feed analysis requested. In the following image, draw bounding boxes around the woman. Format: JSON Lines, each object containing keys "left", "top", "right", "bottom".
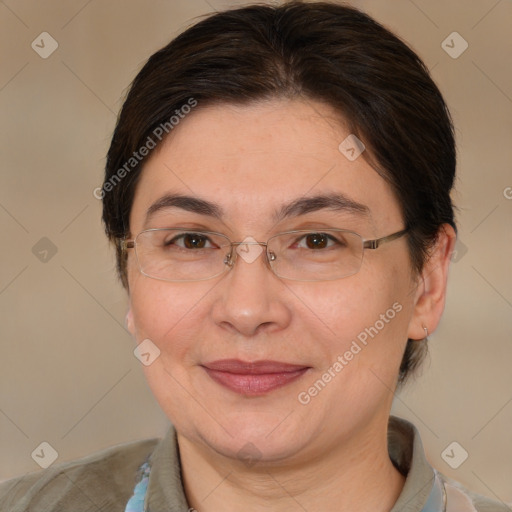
{"left": 1, "top": 1, "right": 508, "bottom": 511}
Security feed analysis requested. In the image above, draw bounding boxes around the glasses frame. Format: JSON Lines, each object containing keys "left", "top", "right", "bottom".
{"left": 121, "top": 227, "right": 409, "bottom": 282}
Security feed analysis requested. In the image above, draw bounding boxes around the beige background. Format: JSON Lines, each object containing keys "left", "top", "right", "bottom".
{"left": 0, "top": 0, "right": 511, "bottom": 503}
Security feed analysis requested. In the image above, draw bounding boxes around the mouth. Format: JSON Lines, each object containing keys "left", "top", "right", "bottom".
{"left": 201, "top": 359, "right": 310, "bottom": 396}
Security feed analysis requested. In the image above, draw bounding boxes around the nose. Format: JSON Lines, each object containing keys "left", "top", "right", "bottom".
{"left": 210, "top": 241, "right": 292, "bottom": 338}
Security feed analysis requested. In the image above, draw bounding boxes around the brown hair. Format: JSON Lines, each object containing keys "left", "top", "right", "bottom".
{"left": 102, "top": 1, "right": 456, "bottom": 385}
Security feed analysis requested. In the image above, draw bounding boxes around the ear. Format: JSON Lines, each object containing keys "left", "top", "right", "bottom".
{"left": 407, "top": 224, "right": 457, "bottom": 340}
{"left": 125, "top": 306, "right": 135, "bottom": 336}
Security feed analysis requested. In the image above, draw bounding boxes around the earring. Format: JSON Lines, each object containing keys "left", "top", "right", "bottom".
{"left": 422, "top": 326, "right": 429, "bottom": 339}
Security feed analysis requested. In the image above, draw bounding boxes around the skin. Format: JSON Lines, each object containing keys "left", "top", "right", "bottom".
{"left": 125, "top": 98, "right": 456, "bottom": 511}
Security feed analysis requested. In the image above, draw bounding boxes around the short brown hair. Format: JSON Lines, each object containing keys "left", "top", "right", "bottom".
{"left": 102, "top": 1, "right": 457, "bottom": 385}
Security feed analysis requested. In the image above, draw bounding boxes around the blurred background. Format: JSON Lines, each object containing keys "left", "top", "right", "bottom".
{"left": 0, "top": 0, "right": 511, "bottom": 503}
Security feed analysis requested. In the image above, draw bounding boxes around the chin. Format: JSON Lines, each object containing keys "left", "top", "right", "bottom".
{"left": 188, "top": 407, "right": 318, "bottom": 465}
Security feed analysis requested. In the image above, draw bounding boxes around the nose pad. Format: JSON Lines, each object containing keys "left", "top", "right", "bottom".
{"left": 223, "top": 250, "right": 235, "bottom": 268}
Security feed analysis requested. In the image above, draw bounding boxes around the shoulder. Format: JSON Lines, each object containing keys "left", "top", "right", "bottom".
{"left": 388, "top": 417, "right": 510, "bottom": 512}
{"left": 439, "top": 474, "right": 512, "bottom": 512}
{"left": 0, "top": 437, "right": 160, "bottom": 512}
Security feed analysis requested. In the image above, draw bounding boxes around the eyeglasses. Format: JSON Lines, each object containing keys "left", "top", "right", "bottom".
{"left": 121, "top": 227, "right": 408, "bottom": 282}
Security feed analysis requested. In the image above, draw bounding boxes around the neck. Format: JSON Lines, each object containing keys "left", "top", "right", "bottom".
{"left": 178, "top": 419, "right": 406, "bottom": 512}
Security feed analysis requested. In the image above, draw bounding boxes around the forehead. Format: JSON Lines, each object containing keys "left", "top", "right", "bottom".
{"left": 129, "top": 99, "right": 403, "bottom": 234}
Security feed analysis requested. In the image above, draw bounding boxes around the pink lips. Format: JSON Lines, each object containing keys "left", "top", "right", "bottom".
{"left": 202, "top": 359, "right": 309, "bottom": 396}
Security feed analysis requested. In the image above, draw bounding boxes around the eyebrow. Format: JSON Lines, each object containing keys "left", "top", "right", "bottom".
{"left": 275, "top": 193, "right": 370, "bottom": 220}
{"left": 146, "top": 194, "right": 222, "bottom": 221}
{"left": 144, "top": 192, "right": 370, "bottom": 226}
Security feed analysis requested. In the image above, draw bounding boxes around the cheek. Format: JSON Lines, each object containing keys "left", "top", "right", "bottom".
{"left": 128, "top": 275, "right": 214, "bottom": 362}
{"left": 298, "top": 273, "right": 401, "bottom": 338}
{"left": 297, "top": 261, "right": 411, "bottom": 379}
{"left": 128, "top": 277, "right": 215, "bottom": 426}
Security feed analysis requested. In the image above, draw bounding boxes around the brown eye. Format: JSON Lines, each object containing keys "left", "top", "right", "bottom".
{"left": 182, "top": 233, "right": 208, "bottom": 249}
{"left": 164, "top": 233, "right": 213, "bottom": 249}
{"left": 304, "top": 233, "right": 329, "bottom": 249}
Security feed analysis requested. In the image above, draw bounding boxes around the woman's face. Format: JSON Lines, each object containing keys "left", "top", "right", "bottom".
{"left": 126, "top": 98, "right": 424, "bottom": 464}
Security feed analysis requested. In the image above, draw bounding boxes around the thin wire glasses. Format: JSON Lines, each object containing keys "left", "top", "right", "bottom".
{"left": 121, "top": 227, "right": 408, "bottom": 282}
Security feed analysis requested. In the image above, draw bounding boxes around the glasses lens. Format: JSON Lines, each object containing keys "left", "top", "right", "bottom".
{"left": 267, "top": 230, "right": 364, "bottom": 281}
{"left": 134, "top": 229, "right": 232, "bottom": 281}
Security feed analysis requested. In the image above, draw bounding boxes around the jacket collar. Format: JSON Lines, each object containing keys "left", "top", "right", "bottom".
{"left": 145, "top": 416, "right": 436, "bottom": 511}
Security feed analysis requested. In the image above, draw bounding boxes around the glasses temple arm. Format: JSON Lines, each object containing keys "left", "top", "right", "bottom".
{"left": 363, "top": 228, "right": 409, "bottom": 250}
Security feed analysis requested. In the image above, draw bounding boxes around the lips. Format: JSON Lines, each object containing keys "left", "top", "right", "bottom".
{"left": 202, "top": 359, "right": 310, "bottom": 396}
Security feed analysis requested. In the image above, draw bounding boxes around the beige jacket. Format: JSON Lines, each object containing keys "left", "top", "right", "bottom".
{"left": 0, "top": 416, "right": 509, "bottom": 511}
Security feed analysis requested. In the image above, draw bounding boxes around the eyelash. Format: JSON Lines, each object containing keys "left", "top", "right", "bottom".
{"left": 163, "top": 233, "right": 216, "bottom": 249}
{"left": 161, "top": 231, "right": 347, "bottom": 250}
